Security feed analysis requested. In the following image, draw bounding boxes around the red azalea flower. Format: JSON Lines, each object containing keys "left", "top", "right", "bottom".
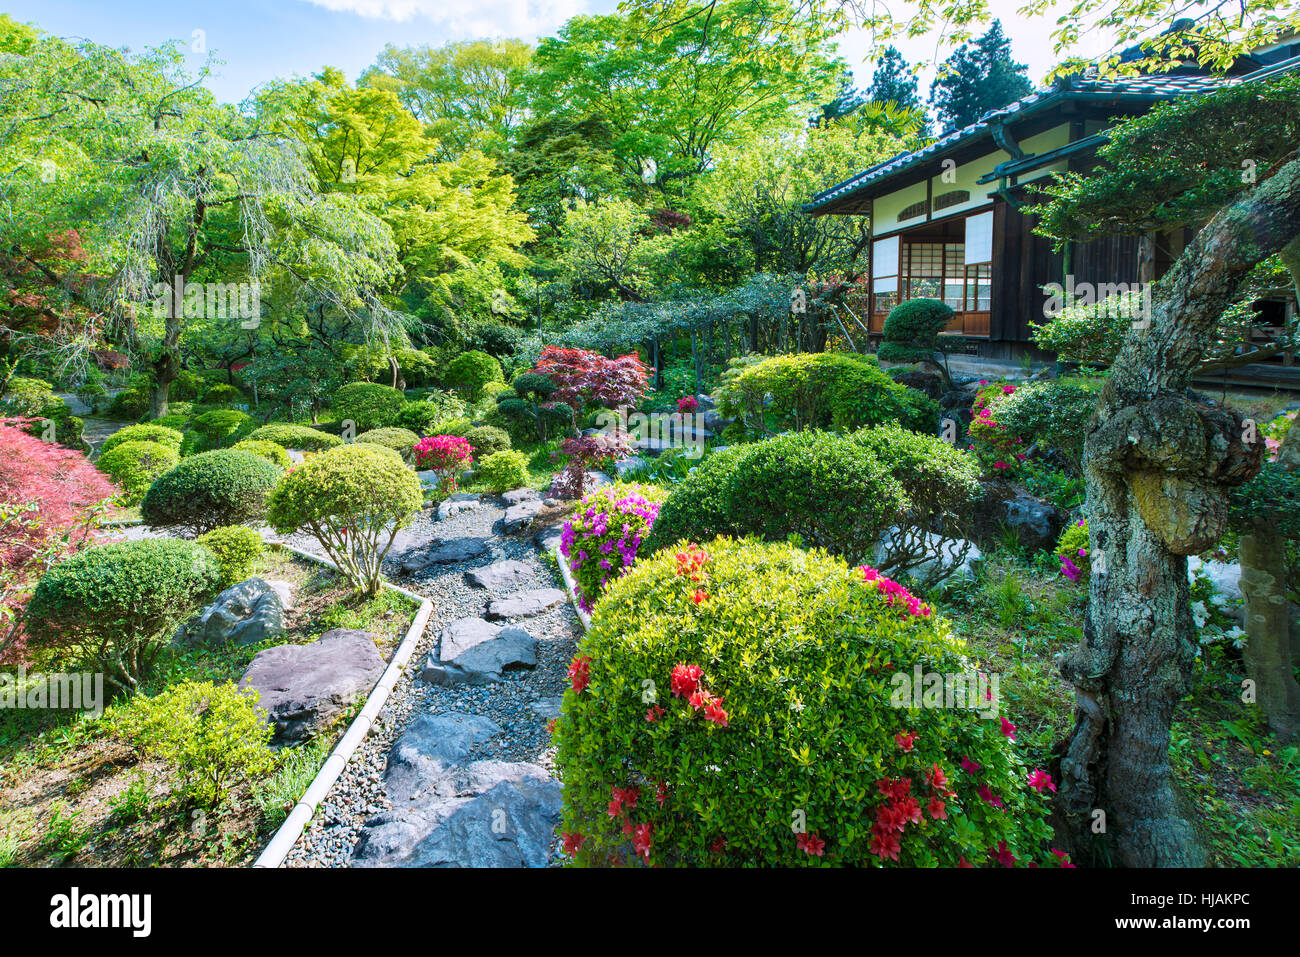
{"left": 868, "top": 828, "right": 901, "bottom": 861}
{"left": 960, "top": 756, "right": 982, "bottom": 774}
{"left": 633, "top": 822, "right": 653, "bottom": 860}
{"left": 956, "top": 855, "right": 974, "bottom": 868}
{"left": 876, "top": 777, "right": 911, "bottom": 801}
{"left": 703, "top": 697, "right": 729, "bottom": 726}
{"left": 1027, "top": 769, "right": 1056, "bottom": 793}
{"left": 988, "top": 841, "right": 1016, "bottom": 867}
{"left": 1051, "top": 848, "right": 1076, "bottom": 868}
{"left": 622, "top": 819, "right": 635, "bottom": 835}
{"left": 895, "top": 730, "right": 918, "bottom": 752}
{"left": 691, "top": 588, "right": 708, "bottom": 605}
{"left": 927, "top": 763, "right": 951, "bottom": 793}
{"left": 670, "top": 663, "right": 702, "bottom": 698}
{"left": 1000, "top": 716, "right": 1017, "bottom": 740}
{"left": 927, "top": 797, "right": 947, "bottom": 820}
{"left": 978, "top": 785, "right": 1004, "bottom": 809}
{"left": 710, "top": 836, "right": 727, "bottom": 854}
{"left": 607, "top": 797, "right": 623, "bottom": 818}
{"left": 645, "top": 704, "right": 665, "bottom": 722}
{"left": 796, "top": 832, "right": 826, "bottom": 857}
{"left": 546, "top": 718, "right": 558, "bottom": 736}
{"left": 561, "top": 833, "right": 585, "bottom": 854}
{"left": 656, "top": 781, "right": 668, "bottom": 807}
{"left": 568, "top": 655, "right": 591, "bottom": 693}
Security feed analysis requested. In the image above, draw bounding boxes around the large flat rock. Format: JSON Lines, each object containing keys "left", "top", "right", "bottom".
{"left": 175, "top": 578, "right": 286, "bottom": 647}
{"left": 384, "top": 712, "right": 501, "bottom": 803}
{"left": 465, "top": 559, "right": 534, "bottom": 590}
{"left": 485, "top": 588, "right": 566, "bottom": 620}
{"left": 390, "top": 535, "right": 492, "bottom": 574}
{"left": 420, "top": 617, "right": 538, "bottom": 686}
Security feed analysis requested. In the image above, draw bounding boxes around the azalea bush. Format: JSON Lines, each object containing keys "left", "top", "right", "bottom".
{"left": 992, "top": 377, "right": 1102, "bottom": 474}
{"left": 561, "top": 483, "right": 668, "bottom": 611}
{"left": 266, "top": 444, "right": 423, "bottom": 596}
{"left": 1055, "top": 519, "right": 1091, "bottom": 583}
{"left": 967, "top": 381, "right": 1027, "bottom": 473}
{"left": 554, "top": 537, "right": 1061, "bottom": 867}
{"left": 413, "top": 435, "right": 473, "bottom": 495}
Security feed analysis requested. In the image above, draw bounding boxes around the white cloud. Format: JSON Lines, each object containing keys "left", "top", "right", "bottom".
{"left": 298, "top": 0, "right": 588, "bottom": 39}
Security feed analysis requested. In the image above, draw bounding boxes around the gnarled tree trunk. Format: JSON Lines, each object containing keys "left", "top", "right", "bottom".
{"left": 1057, "top": 156, "right": 1300, "bottom": 867}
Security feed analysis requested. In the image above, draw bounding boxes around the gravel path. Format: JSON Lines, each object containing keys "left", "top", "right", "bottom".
{"left": 283, "top": 495, "right": 580, "bottom": 868}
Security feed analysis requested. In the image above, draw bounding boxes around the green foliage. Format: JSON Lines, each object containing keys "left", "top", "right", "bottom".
{"left": 645, "top": 431, "right": 908, "bottom": 563}
{"left": 928, "top": 20, "right": 1032, "bottom": 134}
{"left": 245, "top": 423, "right": 343, "bottom": 452}
{"left": 96, "top": 440, "right": 180, "bottom": 505}
{"left": 555, "top": 537, "right": 1054, "bottom": 866}
{"left": 1055, "top": 520, "right": 1091, "bottom": 583}
{"left": 878, "top": 298, "right": 955, "bottom": 363}
{"left": 195, "top": 525, "right": 265, "bottom": 587}
{"left": 266, "top": 444, "right": 423, "bottom": 595}
{"left": 26, "top": 539, "right": 222, "bottom": 692}
{"left": 1229, "top": 463, "right": 1300, "bottom": 542}
{"left": 100, "top": 423, "right": 184, "bottom": 456}
{"left": 231, "top": 439, "right": 292, "bottom": 469}
{"left": 850, "top": 422, "right": 982, "bottom": 536}
{"left": 202, "top": 383, "right": 245, "bottom": 406}
{"left": 394, "top": 390, "right": 467, "bottom": 433}
{"left": 464, "top": 424, "right": 511, "bottom": 457}
{"left": 993, "top": 377, "right": 1101, "bottom": 472}
{"left": 330, "top": 382, "right": 407, "bottom": 432}
{"left": 444, "top": 350, "right": 504, "bottom": 401}
{"left": 1029, "top": 292, "right": 1141, "bottom": 366}
{"left": 189, "top": 409, "right": 253, "bottom": 448}
{"left": 141, "top": 449, "right": 283, "bottom": 535}
{"left": 354, "top": 427, "right": 420, "bottom": 461}
{"left": 475, "top": 449, "right": 531, "bottom": 493}
{"left": 110, "top": 681, "right": 276, "bottom": 809}
{"left": 0, "top": 376, "right": 83, "bottom": 446}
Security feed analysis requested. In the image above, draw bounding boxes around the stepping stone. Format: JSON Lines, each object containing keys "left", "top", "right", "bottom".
{"left": 501, "top": 487, "right": 539, "bottom": 506}
{"left": 485, "top": 588, "right": 566, "bottom": 620}
{"left": 437, "top": 495, "right": 481, "bottom": 521}
{"left": 466, "top": 559, "right": 533, "bottom": 590}
{"left": 238, "top": 629, "right": 385, "bottom": 745}
{"left": 534, "top": 524, "right": 565, "bottom": 552}
{"left": 384, "top": 713, "right": 501, "bottom": 803}
{"left": 393, "top": 537, "right": 491, "bottom": 574}
{"left": 529, "top": 696, "right": 563, "bottom": 720}
{"left": 420, "top": 617, "right": 538, "bottom": 686}
{"left": 501, "top": 499, "right": 543, "bottom": 533}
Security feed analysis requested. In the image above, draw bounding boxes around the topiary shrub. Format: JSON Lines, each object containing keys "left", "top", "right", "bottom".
{"left": 464, "top": 424, "right": 511, "bottom": 458}
{"left": 476, "top": 450, "right": 531, "bottom": 493}
{"left": 354, "top": 427, "right": 420, "bottom": 462}
{"left": 266, "top": 444, "right": 423, "bottom": 595}
{"left": 99, "top": 423, "right": 184, "bottom": 457}
{"left": 644, "top": 431, "right": 908, "bottom": 564}
{"left": 109, "top": 680, "right": 275, "bottom": 809}
{"left": 991, "top": 377, "right": 1102, "bottom": 473}
{"left": 195, "top": 525, "right": 265, "bottom": 587}
{"left": 149, "top": 413, "right": 191, "bottom": 433}
{"left": 444, "top": 350, "right": 504, "bottom": 401}
{"left": 231, "top": 439, "right": 292, "bottom": 469}
{"left": 330, "top": 382, "right": 406, "bottom": 433}
{"left": 202, "top": 383, "right": 245, "bottom": 406}
{"left": 26, "top": 538, "right": 222, "bottom": 692}
{"left": 878, "top": 298, "right": 955, "bottom": 364}
{"left": 244, "top": 423, "right": 343, "bottom": 452}
{"left": 141, "top": 449, "right": 282, "bottom": 535}
{"left": 96, "top": 440, "right": 180, "bottom": 505}
{"left": 190, "top": 408, "right": 252, "bottom": 448}
{"left": 554, "top": 537, "right": 1058, "bottom": 866}
{"left": 561, "top": 483, "right": 668, "bottom": 611}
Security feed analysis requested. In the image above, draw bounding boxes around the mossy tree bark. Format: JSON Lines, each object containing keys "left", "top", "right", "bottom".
{"left": 1057, "top": 157, "right": 1300, "bottom": 867}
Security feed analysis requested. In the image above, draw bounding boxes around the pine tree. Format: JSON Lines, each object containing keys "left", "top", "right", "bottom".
{"left": 928, "top": 21, "right": 1033, "bottom": 133}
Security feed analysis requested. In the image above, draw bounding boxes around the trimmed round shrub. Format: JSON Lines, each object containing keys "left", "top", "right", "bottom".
{"left": 244, "top": 423, "right": 343, "bottom": 452}
{"left": 202, "top": 383, "right": 245, "bottom": 406}
{"left": 141, "top": 449, "right": 282, "bottom": 535}
{"left": 464, "top": 424, "right": 511, "bottom": 458}
{"left": 561, "top": 483, "right": 668, "bottom": 611}
{"left": 644, "top": 431, "right": 908, "bottom": 564}
{"left": 354, "top": 427, "right": 420, "bottom": 461}
{"left": 99, "top": 423, "right": 183, "bottom": 457}
{"left": 196, "top": 525, "right": 265, "bottom": 587}
{"left": 97, "top": 440, "right": 180, "bottom": 505}
{"left": 149, "top": 413, "right": 191, "bottom": 433}
{"left": 232, "top": 439, "right": 292, "bottom": 469}
{"left": 26, "top": 538, "right": 223, "bottom": 692}
{"left": 330, "top": 382, "right": 406, "bottom": 432}
{"left": 190, "top": 408, "right": 252, "bottom": 448}
{"left": 427, "top": 416, "right": 473, "bottom": 439}
{"left": 444, "top": 350, "right": 504, "bottom": 401}
{"left": 464, "top": 319, "right": 523, "bottom": 359}
{"left": 267, "top": 444, "right": 423, "bottom": 596}
{"left": 476, "top": 450, "right": 531, "bottom": 493}
{"left": 878, "top": 298, "right": 956, "bottom": 363}
{"left": 554, "top": 537, "right": 1057, "bottom": 866}
{"left": 991, "top": 377, "right": 1101, "bottom": 472}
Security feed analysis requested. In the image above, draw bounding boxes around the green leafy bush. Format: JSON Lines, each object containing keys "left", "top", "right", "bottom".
{"left": 26, "top": 539, "right": 222, "bottom": 692}
{"left": 1055, "top": 519, "right": 1091, "bottom": 583}
{"left": 1030, "top": 292, "right": 1141, "bottom": 366}
{"left": 464, "top": 424, "right": 511, "bottom": 458}
{"left": 149, "top": 413, "right": 191, "bottom": 432}
{"left": 1, "top": 376, "right": 83, "bottom": 446}
{"left": 331, "top": 382, "right": 406, "bottom": 432}
{"left": 444, "top": 350, "right": 504, "bottom": 401}
{"left": 231, "top": 439, "right": 292, "bottom": 469}
{"left": 109, "top": 681, "right": 276, "bottom": 809}
{"left": 395, "top": 390, "right": 467, "bottom": 433}
{"left": 141, "top": 449, "right": 282, "bottom": 535}
{"left": 476, "top": 450, "right": 531, "bottom": 493}
{"left": 993, "top": 378, "right": 1102, "bottom": 472}
{"left": 190, "top": 409, "right": 252, "bottom": 448}
{"left": 195, "top": 525, "right": 265, "bottom": 587}
{"left": 354, "top": 427, "right": 420, "bottom": 461}
{"left": 202, "top": 383, "right": 245, "bottom": 406}
{"left": 266, "top": 444, "right": 423, "bottom": 596}
{"left": 426, "top": 416, "right": 472, "bottom": 438}
{"left": 645, "top": 431, "right": 908, "bottom": 563}
{"left": 244, "top": 423, "right": 343, "bottom": 452}
{"left": 96, "top": 440, "right": 180, "bottom": 505}
{"left": 555, "top": 537, "right": 1057, "bottom": 866}
{"left": 878, "top": 299, "right": 956, "bottom": 363}
{"left": 100, "top": 423, "right": 184, "bottom": 457}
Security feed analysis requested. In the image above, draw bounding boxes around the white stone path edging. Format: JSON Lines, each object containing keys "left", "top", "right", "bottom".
{"left": 553, "top": 546, "right": 592, "bottom": 633}
{"left": 253, "top": 542, "right": 433, "bottom": 869}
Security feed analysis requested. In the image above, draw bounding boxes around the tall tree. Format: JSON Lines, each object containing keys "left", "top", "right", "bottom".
{"left": 928, "top": 20, "right": 1032, "bottom": 133}
{"left": 869, "top": 45, "right": 923, "bottom": 113}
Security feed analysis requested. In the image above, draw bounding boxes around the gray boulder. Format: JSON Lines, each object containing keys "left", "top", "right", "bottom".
{"left": 466, "top": 559, "right": 534, "bottom": 590}
{"left": 501, "top": 498, "right": 543, "bottom": 533}
{"left": 384, "top": 712, "right": 501, "bottom": 802}
{"left": 534, "top": 523, "right": 565, "bottom": 552}
{"left": 485, "top": 588, "right": 566, "bottom": 620}
{"left": 970, "top": 480, "right": 1068, "bottom": 554}
{"left": 437, "top": 493, "right": 481, "bottom": 521}
{"left": 420, "top": 617, "right": 538, "bottom": 686}
{"left": 238, "top": 629, "right": 385, "bottom": 744}
{"left": 501, "top": 487, "right": 539, "bottom": 506}
{"left": 391, "top": 535, "right": 491, "bottom": 573}
{"left": 176, "top": 578, "right": 286, "bottom": 647}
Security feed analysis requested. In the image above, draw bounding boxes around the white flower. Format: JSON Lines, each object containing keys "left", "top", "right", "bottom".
{"left": 1191, "top": 601, "right": 1209, "bottom": 629}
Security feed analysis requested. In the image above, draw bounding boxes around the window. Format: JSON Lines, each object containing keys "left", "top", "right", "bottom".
{"left": 898, "top": 200, "right": 928, "bottom": 221}
{"left": 963, "top": 212, "right": 993, "bottom": 312}
{"left": 871, "top": 237, "right": 899, "bottom": 316}
{"left": 933, "top": 189, "right": 971, "bottom": 212}
{"left": 964, "top": 264, "right": 992, "bottom": 311}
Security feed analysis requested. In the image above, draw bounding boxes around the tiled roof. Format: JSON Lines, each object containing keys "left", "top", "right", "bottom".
{"left": 805, "top": 73, "right": 1225, "bottom": 213}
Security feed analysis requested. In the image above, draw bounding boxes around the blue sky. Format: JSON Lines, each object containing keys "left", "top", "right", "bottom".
{"left": 4, "top": 0, "right": 1111, "bottom": 105}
